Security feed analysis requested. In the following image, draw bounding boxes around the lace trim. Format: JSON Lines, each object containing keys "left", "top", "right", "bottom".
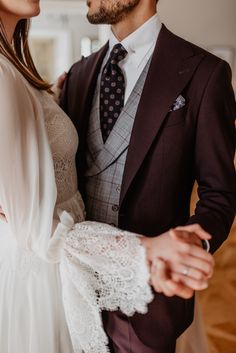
{"left": 59, "top": 219, "right": 154, "bottom": 353}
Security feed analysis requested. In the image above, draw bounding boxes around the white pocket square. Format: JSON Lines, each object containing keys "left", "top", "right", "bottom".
{"left": 169, "top": 95, "right": 186, "bottom": 112}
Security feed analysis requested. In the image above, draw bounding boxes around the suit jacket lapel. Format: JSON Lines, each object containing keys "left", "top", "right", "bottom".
{"left": 77, "top": 43, "right": 108, "bottom": 135}
{"left": 120, "top": 25, "right": 205, "bottom": 205}
{"left": 74, "top": 43, "right": 109, "bottom": 176}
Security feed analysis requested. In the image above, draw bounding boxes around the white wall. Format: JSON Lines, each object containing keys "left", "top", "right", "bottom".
{"left": 158, "top": 0, "right": 236, "bottom": 89}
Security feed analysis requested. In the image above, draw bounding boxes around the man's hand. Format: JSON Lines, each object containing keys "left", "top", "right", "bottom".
{"left": 150, "top": 258, "right": 195, "bottom": 299}
{"left": 52, "top": 72, "right": 67, "bottom": 103}
{"left": 141, "top": 224, "right": 214, "bottom": 298}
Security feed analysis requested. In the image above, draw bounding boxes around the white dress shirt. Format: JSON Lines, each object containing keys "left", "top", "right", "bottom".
{"left": 102, "top": 14, "right": 162, "bottom": 104}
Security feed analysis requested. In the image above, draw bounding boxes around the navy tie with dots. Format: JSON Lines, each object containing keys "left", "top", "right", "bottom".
{"left": 100, "top": 43, "right": 128, "bottom": 142}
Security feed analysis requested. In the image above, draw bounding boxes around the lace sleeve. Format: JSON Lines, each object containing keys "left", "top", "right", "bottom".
{"left": 57, "top": 215, "right": 153, "bottom": 353}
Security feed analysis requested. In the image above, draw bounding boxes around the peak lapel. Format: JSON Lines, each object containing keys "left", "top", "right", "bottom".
{"left": 120, "top": 26, "right": 205, "bottom": 206}
{"left": 75, "top": 43, "right": 109, "bottom": 175}
{"left": 77, "top": 43, "right": 109, "bottom": 135}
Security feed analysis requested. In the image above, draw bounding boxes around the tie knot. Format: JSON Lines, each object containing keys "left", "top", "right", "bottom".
{"left": 109, "top": 44, "right": 128, "bottom": 65}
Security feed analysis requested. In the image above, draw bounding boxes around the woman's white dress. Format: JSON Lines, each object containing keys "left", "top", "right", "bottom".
{"left": 0, "top": 55, "right": 209, "bottom": 353}
{"left": 0, "top": 55, "right": 152, "bottom": 353}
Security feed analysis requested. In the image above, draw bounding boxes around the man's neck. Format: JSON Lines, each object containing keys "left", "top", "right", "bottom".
{"left": 111, "top": 6, "right": 157, "bottom": 41}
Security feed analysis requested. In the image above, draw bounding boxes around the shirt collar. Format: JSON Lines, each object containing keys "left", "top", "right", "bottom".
{"left": 108, "top": 14, "right": 162, "bottom": 68}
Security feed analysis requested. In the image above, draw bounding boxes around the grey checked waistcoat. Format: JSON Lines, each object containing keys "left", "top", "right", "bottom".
{"left": 84, "top": 58, "right": 151, "bottom": 226}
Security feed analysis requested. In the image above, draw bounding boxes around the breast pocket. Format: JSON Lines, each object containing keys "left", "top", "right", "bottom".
{"left": 163, "top": 104, "right": 189, "bottom": 128}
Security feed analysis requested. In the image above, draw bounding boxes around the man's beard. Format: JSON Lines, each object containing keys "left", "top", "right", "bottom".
{"left": 87, "top": 0, "right": 140, "bottom": 25}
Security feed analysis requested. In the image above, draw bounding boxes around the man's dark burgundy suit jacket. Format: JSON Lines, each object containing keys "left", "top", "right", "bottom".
{"left": 60, "top": 25, "right": 236, "bottom": 351}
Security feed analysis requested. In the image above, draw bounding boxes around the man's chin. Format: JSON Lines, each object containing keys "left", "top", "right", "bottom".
{"left": 87, "top": 16, "right": 119, "bottom": 25}
{"left": 87, "top": 13, "right": 103, "bottom": 25}
{"left": 87, "top": 10, "right": 123, "bottom": 25}
{"left": 87, "top": 12, "right": 108, "bottom": 25}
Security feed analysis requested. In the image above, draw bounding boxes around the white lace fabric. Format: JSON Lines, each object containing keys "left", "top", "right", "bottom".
{"left": 0, "top": 55, "right": 153, "bottom": 353}
{"left": 60, "top": 218, "right": 154, "bottom": 353}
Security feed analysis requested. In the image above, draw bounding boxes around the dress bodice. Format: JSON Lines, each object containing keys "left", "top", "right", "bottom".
{"left": 39, "top": 92, "right": 85, "bottom": 222}
{"left": 41, "top": 92, "right": 78, "bottom": 204}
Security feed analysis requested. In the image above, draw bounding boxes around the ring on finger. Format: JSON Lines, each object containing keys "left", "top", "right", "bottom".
{"left": 182, "top": 267, "right": 190, "bottom": 276}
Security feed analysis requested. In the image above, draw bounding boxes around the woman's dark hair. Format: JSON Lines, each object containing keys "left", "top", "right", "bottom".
{"left": 0, "top": 19, "right": 51, "bottom": 91}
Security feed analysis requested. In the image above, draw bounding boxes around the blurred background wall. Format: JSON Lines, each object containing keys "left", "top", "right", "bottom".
{"left": 158, "top": 0, "right": 236, "bottom": 89}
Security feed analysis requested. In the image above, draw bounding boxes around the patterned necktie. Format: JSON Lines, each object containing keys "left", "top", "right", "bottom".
{"left": 100, "top": 43, "right": 128, "bottom": 142}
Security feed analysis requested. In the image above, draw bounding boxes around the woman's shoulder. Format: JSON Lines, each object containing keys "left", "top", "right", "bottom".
{"left": 0, "top": 54, "right": 28, "bottom": 94}
{"left": 0, "top": 54, "right": 18, "bottom": 79}
{"left": 0, "top": 54, "right": 42, "bottom": 124}
{"left": 0, "top": 54, "right": 39, "bottom": 103}
{"left": 0, "top": 54, "right": 61, "bottom": 119}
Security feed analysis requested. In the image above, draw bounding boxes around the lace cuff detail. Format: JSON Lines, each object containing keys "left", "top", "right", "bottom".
{"left": 59, "top": 220, "right": 153, "bottom": 353}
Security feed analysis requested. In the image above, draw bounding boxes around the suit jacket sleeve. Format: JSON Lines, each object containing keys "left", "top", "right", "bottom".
{"left": 187, "top": 60, "right": 236, "bottom": 253}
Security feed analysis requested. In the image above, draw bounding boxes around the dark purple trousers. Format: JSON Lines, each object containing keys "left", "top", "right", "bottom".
{"left": 103, "top": 311, "right": 176, "bottom": 353}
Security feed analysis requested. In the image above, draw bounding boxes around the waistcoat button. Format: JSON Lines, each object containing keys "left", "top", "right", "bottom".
{"left": 112, "top": 205, "right": 119, "bottom": 212}
{"left": 116, "top": 186, "right": 121, "bottom": 193}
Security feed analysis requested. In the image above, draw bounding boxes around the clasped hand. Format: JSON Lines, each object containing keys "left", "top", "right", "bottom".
{"left": 0, "top": 204, "right": 213, "bottom": 299}
{"left": 141, "top": 224, "right": 214, "bottom": 299}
